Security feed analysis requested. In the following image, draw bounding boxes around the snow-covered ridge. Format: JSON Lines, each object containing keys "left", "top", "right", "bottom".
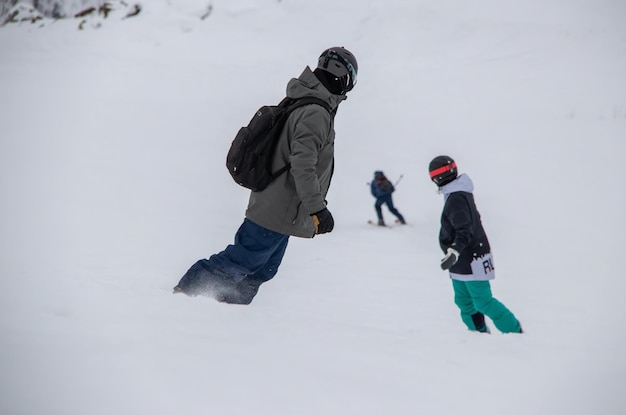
{"left": 1, "top": 1, "right": 143, "bottom": 28}
{"left": 2, "top": 0, "right": 106, "bottom": 20}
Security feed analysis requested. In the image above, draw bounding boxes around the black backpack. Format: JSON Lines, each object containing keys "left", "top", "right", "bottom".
{"left": 377, "top": 177, "right": 392, "bottom": 193}
{"left": 226, "top": 96, "right": 332, "bottom": 192}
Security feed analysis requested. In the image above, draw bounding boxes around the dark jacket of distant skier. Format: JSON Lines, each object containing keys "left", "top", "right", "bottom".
{"left": 438, "top": 173, "right": 492, "bottom": 279}
{"left": 370, "top": 171, "right": 395, "bottom": 198}
{"left": 245, "top": 68, "right": 344, "bottom": 238}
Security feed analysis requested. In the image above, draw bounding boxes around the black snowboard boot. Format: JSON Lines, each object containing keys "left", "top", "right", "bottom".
{"left": 471, "top": 312, "right": 490, "bottom": 334}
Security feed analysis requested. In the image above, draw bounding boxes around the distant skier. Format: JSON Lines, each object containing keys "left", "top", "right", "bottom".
{"left": 370, "top": 171, "right": 405, "bottom": 226}
{"left": 429, "top": 156, "right": 522, "bottom": 334}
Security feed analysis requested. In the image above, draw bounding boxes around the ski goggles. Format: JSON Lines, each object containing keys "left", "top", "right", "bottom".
{"left": 320, "top": 50, "right": 358, "bottom": 90}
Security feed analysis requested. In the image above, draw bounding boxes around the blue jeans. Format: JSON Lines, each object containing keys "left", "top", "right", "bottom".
{"left": 175, "top": 219, "right": 289, "bottom": 304}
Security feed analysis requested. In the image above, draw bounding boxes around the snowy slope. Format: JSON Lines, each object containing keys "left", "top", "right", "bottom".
{"left": 1, "top": 1, "right": 625, "bottom": 414}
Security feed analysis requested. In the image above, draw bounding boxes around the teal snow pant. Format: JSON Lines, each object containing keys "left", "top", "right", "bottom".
{"left": 452, "top": 279, "right": 521, "bottom": 333}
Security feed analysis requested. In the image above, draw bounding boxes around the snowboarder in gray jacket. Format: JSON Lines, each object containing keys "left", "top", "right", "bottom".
{"left": 174, "top": 47, "right": 358, "bottom": 304}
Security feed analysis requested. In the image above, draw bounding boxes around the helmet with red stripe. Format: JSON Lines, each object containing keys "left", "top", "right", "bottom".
{"left": 429, "top": 155, "right": 457, "bottom": 186}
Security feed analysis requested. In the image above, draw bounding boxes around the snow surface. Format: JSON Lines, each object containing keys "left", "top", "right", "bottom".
{"left": 1, "top": 0, "right": 625, "bottom": 414}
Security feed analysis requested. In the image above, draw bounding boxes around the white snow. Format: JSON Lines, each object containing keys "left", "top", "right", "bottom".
{"left": 1, "top": 1, "right": 625, "bottom": 414}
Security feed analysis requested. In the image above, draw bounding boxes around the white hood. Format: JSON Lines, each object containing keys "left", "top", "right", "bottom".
{"left": 440, "top": 174, "right": 474, "bottom": 201}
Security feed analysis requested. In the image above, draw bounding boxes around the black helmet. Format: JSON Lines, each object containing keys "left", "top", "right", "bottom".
{"left": 429, "top": 155, "right": 458, "bottom": 186}
{"left": 317, "top": 47, "right": 358, "bottom": 93}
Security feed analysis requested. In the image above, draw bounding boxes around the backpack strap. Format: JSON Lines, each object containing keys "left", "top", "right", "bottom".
{"left": 280, "top": 96, "right": 334, "bottom": 116}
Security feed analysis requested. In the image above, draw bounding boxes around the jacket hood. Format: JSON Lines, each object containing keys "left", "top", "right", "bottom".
{"left": 440, "top": 173, "right": 474, "bottom": 199}
{"left": 286, "top": 66, "right": 346, "bottom": 110}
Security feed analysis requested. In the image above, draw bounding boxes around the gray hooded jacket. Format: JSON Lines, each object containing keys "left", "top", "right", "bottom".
{"left": 245, "top": 67, "right": 346, "bottom": 238}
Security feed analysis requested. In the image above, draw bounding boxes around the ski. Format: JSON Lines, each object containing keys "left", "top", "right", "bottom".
{"left": 367, "top": 219, "right": 406, "bottom": 228}
{"left": 368, "top": 220, "right": 387, "bottom": 227}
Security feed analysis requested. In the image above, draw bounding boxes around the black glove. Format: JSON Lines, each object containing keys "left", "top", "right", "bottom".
{"left": 311, "top": 208, "right": 334, "bottom": 235}
{"left": 440, "top": 247, "right": 459, "bottom": 270}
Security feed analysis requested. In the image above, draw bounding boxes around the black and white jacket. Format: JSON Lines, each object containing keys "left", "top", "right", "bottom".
{"left": 438, "top": 174, "right": 494, "bottom": 281}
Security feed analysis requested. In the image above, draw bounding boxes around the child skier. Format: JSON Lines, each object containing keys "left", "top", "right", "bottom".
{"left": 370, "top": 170, "right": 406, "bottom": 226}
{"left": 429, "top": 156, "right": 522, "bottom": 334}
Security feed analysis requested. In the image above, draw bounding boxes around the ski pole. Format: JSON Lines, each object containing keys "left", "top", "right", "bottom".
{"left": 394, "top": 174, "right": 404, "bottom": 186}
{"left": 367, "top": 174, "right": 404, "bottom": 187}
